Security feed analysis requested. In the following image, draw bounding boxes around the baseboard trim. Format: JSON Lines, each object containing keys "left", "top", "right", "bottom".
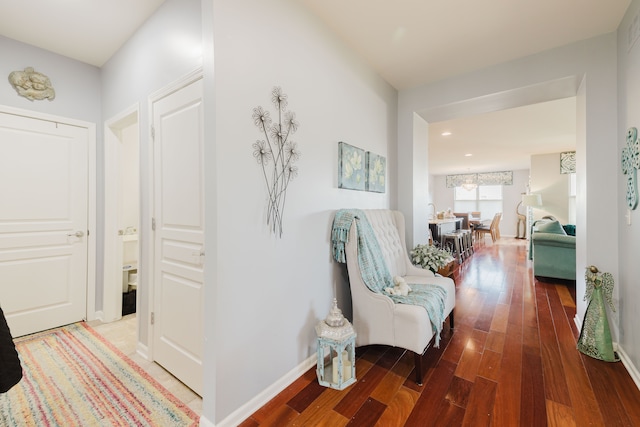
{"left": 616, "top": 344, "right": 640, "bottom": 391}
{"left": 573, "top": 314, "right": 582, "bottom": 332}
{"left": 574, "top": 315, "right": 639, "bottom": 391}
{"left": 199, "top": 416, "right": 215, "bottom": 427}
{"left": 210, "top": 354, "right": 317, "bottom": 427}
{"left": 136, "top": 342, "right": 150, "bottom": 360}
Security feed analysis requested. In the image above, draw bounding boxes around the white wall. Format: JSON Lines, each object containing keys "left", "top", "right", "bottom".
{"left": 530, "top": 153, "right": 571, "bottom": 224}
{"left": 431, "top": 175, "right": 454, "bottom": 218}
{"left": 410, "top": 114, "right": 430, "bottom": 244}
{"left": 118, "top": 123, "right": 139, "bottom": 232}
{"left": 207, "top": 0, "right": 397, "bottom": 422}
{"left": 0, "top": 36, "right": 101, "bottom": 123}
{"left": 617, "top": 0, "right": 640, "bottom": 381}
{"left": 100, "top": 0, "right": 202, "bottom": 344}
{"left": 399, "top": 34, "right": 619, "bottom": 340}
{"left": 431, "top": 169, "right": 529, "bottom": 238}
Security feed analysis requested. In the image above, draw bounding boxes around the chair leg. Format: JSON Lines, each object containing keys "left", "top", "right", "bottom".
{"left": 413, "top": 310, "right": 453, "bottom": 386}
{"left": 414, "top": 351, "right": 424, "bottom": 386}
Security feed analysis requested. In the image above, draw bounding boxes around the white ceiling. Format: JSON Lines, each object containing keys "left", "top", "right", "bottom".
{"left": 0, "top": 0, "right": 166, "bottom": 67}
{"left": 299, "top": 0, "right": 629, "bottom": 175}
{"left": 427, "top": 97, "right": 577, "bottom": 175}
{"left": 0, "top": 0, "right": 630, "bottom": 175}
{"left": 300, "top": 0, "right": 630, "bottom": 91}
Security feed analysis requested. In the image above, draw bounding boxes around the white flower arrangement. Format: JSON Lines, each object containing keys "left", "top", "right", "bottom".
{"left": 410, "top": 244, "right": 453, "bottom": 273}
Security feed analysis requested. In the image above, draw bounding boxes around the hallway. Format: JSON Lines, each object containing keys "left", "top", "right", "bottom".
{"left": 240, "top": 238, "right": 640, "bottom": 426}
{"left": 88, "top": 315, "right": 202, "bottom": 416}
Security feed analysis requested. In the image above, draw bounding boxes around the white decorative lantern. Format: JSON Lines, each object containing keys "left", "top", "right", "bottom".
{"left": 315, "top": 299, "right": 356, "bottom": 390}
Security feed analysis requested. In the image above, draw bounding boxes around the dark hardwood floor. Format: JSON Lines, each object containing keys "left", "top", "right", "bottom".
{"left": 240, "top": 238, "right": 640, "bottom": 426}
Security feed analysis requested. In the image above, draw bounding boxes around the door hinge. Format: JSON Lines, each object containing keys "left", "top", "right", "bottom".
{"left": 151, "top": 312, "right": 155, "bottom": 325}
{"left": 151, "top": 125, "right": 155, "bottom": 140}
{"left": 152, "top": 217, "right": 156, "bottom": 231}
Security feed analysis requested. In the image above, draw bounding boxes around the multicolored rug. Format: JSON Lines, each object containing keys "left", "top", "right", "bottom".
{"left": 0, "top": 322, "right": 199, "bottom": 426}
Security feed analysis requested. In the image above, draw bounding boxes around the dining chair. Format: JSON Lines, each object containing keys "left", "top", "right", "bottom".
{"left": 475, "top": 212, "right": 502, "bottom": 243}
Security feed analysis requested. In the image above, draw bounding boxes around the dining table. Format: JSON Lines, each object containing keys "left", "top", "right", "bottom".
{"left": 468, "top": 215, "right": 483, "bottom": 227}
{"left": 468, "top": 215, "right": 488, "bottom": 238}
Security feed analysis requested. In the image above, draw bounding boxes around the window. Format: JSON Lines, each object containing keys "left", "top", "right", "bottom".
{"left": 454, "top": 185, "right": 503, "bottom": 219}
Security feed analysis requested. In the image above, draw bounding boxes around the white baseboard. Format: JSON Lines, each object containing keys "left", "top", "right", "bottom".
{"left": 136, "top": 342, "right": 150, "bottom": 360}
{"left": 206, "top": 354, "right": 316, "bottom": 427}
{"left": 616, "top": 344, "right": 640, "bottom": 391}
{"left": 199, "top": 416, "right": 215, "bottom": 427}
{"left": 574, "top": 315, "right": 640, "bottom": 391}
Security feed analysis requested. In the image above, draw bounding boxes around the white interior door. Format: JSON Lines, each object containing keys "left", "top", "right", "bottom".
{"left": 0, "top": 112, "right": 88, "bottom": 337}
{"left": 152, "top": 77, "right": 204, "bottom": 395}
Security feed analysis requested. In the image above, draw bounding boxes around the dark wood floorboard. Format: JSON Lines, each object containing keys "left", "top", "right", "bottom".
{"left": 238, "top": 238, "right": 640, "bottom": 427}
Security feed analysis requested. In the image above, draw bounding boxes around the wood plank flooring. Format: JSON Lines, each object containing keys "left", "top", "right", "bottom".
{"left": 239, "top": 238, "right": 640, "bottom": 426}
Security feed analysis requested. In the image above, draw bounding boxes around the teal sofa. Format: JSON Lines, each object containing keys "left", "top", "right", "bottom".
{"left": 531, "top": 220, "right": 576, "bottom": 281}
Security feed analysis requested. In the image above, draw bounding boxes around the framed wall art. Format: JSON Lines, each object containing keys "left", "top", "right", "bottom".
{"left": 560, "top": 151, "right": 576, "bottom": 174}
{"left": 366, "top": 151, "right": 386, "bottom": 193}
{"left": 338, "top": 142, "right": 365, "bottom": 191}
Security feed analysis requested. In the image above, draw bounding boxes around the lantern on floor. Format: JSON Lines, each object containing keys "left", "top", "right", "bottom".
{"left": 315, "top": 298, "right": 356, "bottom": 390}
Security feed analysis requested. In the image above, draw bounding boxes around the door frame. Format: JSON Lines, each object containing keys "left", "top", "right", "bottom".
{"left": 146, "top": 67, "right": 203, "bottom": 360}
{"left": 103, "top": 104, "right": 140, "bottom": 323}
{"left": 0, "top": 104, "right": 97, "bottom": 321}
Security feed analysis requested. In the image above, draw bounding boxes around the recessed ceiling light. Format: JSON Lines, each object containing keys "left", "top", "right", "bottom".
{"left": 441, "top": 131, "right": 452, "bottom": 136}
{"left": 464, "top": 153, "right": 472, "bottom": 157}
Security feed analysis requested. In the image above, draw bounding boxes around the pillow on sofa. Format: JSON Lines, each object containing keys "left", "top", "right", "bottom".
{"left": 536, "top": 220, "right": 566, "bottom": 235}
{"left": 563, "top": 224, "right": 576, "bottom": 236}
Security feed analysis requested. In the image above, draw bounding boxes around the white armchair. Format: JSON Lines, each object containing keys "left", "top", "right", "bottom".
{"left": 342, "top": 210, "right": 456, "bottom": 385}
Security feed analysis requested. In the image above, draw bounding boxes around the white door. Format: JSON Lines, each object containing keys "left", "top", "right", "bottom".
{"left": 152, "top": 78, "right": 204, "bottom": 395}
{"left": 0, "top": 112, "right": 88, "bottom": 337}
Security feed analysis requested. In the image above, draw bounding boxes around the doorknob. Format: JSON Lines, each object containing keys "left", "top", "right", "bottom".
{"left": 67, "top": 230, "right": 85, "bottom": 238}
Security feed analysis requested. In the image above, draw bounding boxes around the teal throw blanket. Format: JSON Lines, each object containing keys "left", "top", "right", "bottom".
{"left": 331, "top": 209, "right": 447, "bottom": 347}
{"left": 332, "top": 209, "right": 392, "bottom": 293}
{"left": 387, "top": 285, "right": 446, "bottom": 347}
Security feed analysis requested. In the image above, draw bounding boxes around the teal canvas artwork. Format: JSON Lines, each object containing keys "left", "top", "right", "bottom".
{"left": 338, "top": 142, "right": 365, "bottom": 191}
{"left": 366, "top": 152, "right": 386, "bottom": 193}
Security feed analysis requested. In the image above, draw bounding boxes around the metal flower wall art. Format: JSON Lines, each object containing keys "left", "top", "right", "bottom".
{"left": 252, "top": 87, "right": 300, "bottom": 237}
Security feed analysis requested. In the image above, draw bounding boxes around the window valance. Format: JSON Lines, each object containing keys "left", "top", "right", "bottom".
{"left": 446, "top": 171, "right": 513, "bottom": 188}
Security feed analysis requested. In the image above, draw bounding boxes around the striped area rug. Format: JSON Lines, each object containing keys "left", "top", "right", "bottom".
{"left": 0, "top": 322, "right": 198, "bottom": 426}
